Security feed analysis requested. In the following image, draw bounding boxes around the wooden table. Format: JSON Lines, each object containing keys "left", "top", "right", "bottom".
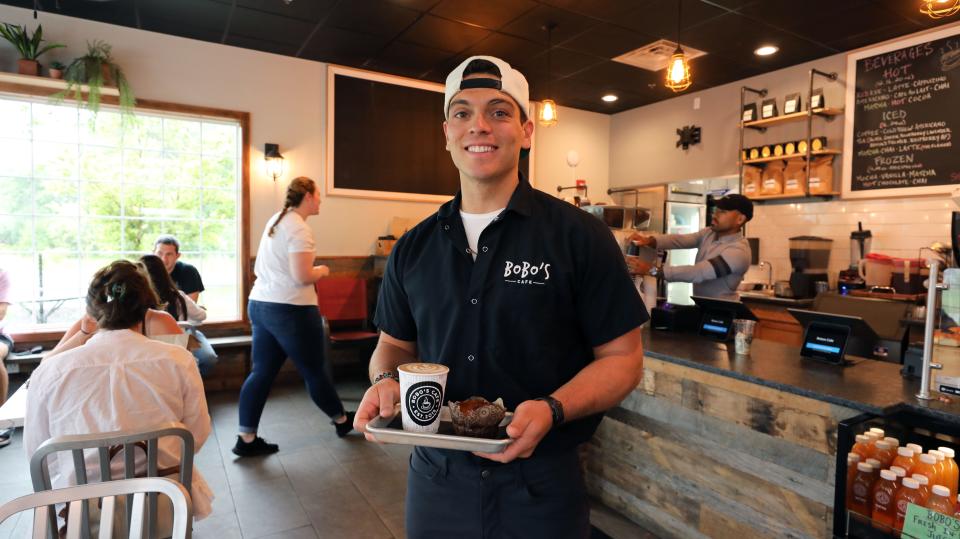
{"left": 0, "top": 383, "right": 27, "bottom": 429}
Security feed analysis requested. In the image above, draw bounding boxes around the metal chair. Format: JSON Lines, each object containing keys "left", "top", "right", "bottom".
{"left": 0, "top": 477, "right": 192, "bottom": 539}
{"left": 29, "top": 422, "right": 194, "bottom": 539}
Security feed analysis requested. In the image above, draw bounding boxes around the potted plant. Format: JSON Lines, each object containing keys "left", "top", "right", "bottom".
{"left": 0, "top": 23, "right": 65, "bottom": 76}
{"left": 48, "top": 60, "right": 65, "bottom": 79}
{"left": 60, "top": 40, "right": 135, "bottom": 115}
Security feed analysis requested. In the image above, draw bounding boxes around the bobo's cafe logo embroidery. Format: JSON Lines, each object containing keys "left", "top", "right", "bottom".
{"left": 503, "top": 260, "right": 551, "bottom": 286}
{"left": 406, "top": 381, "right": 444, "bottom": 426}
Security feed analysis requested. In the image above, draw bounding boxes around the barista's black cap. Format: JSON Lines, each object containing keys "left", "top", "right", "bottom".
{"left": 715, "top": 194, "right": 753, "bottom": 221}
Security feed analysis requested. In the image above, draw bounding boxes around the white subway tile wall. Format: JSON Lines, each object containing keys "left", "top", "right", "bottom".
{"left": 742, "top": 195, "right": 955, "bottom": 287}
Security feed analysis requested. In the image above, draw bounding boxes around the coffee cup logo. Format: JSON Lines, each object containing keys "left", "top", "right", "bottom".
{"left": 405, "top": 381, "right": 444, "bottom": 426}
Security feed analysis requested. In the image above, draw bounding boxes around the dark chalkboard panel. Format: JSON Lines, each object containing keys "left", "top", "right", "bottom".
{"left": 332, "top": 73, "right": 460, "bottom": 197}
{"left": 845, "top": 26, "right": 960, "bottom": 197}
{"left": 327, "top": 67, "right": 532, "bottom": 201}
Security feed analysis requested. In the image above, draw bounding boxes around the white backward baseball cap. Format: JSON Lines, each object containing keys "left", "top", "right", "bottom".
{"left": 443, "top": 55, "right": 530, "bottom": 119}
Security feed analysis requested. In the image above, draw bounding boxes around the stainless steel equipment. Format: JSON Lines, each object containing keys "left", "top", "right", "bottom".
{"left": 789, "top": 236, "right": 832, "bottom": 298}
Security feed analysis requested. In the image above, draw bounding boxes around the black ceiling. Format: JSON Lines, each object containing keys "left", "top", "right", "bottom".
{"left": 1, "top": 0, "right": 956, "bottom": 113}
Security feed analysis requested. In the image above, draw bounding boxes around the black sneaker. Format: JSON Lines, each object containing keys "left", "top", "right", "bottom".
{"left": 334, "top": 411, "right": 355, "bottom": 438}
{"left": 0, "top": 429, "right": 10, "bottom": 448}
{"left": 232, "top": 436, "right": 278, "bottom": 457}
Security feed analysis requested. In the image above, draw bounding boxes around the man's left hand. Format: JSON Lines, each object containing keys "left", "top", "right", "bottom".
{"left": 474, "top": 399, "right": 552, "bottom": 463}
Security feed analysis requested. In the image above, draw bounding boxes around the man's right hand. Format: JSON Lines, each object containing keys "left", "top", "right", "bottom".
{"left": 628, "top": 233, "right": 656, "bottom": 248}
{"left": 354, "top": 379, "right": 401, "bottom": 442}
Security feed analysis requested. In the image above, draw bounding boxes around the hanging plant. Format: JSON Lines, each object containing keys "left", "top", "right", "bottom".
{"left": 57, "top": 40, "right": 135, "bottom": 116}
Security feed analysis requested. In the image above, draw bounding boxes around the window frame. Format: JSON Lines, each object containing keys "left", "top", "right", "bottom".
{"left": 0, "top": 78, "right": 251, "bottom": 343}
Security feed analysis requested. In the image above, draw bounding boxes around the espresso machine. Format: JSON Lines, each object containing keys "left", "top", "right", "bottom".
{"left": 789, "top": 236, "right": 832, "bottom": 298}
{"left": 838, "top": 222, "right": 871, "bottom": 294}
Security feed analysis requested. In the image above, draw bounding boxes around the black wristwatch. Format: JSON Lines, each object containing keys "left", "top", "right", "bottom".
{"left": 535, "top": 396, "right": 565, "bottom": 428}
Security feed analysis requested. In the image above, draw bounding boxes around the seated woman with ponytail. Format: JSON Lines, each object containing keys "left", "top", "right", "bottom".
{"left": 24, "top": 260, "right": 214, "bottom": 532}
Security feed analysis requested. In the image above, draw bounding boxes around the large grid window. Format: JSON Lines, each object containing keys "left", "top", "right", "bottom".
{"left": 0, "top": 94, "right": 242, "bottom": 331}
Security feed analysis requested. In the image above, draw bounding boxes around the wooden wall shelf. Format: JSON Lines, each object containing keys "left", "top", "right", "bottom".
{"left": 743, "top": 107, "right": 843, "bottom": 130}
{"left": 743, "top": 148, "right": 841, "bottom": 165}
{"left": 0, "top": 71, "right": 120, "bottom": 97}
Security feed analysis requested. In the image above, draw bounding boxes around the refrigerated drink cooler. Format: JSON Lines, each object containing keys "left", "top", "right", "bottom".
{"left": 834, "top": 409, "right": 960, "bottom": 538}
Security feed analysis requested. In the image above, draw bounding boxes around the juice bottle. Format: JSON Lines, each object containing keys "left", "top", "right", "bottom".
{"left": 852, "top": 434, "right": 872, "bottom": 459}
{"left": 913, "top": 473, "right": 931, "bottom": 504}
{"left": 891, "top": 447, "right": 916, "bottom": 476}
{"left": 847, "top": 453, "right": 861, "bottom": 502}
{"left": 927, "top": 485, "right": 955, "bottom": 516}
{"left": 866, "top": 458, "right": 882, "bottom": 479}
{"left": 930, "top": 450, "right": 947, "bottom": 487}
{"left": 870, "top": 469, "right": 899, "bottom": 530}
{"left": 938, "top": 446, "right": 959, "bottom": 499}
{"left": 894, "top": 477, "right": 924, "bottom": 532}
{"left": 849, "top": 462, "right": 877, "bottom": 516}
{"left": 869, "top": 427, "right": 886, "bottom": 438}
{"left": 907, "top": 443, "right": 924, "bottom": 466}
{"left": 865, "top": 432, "right": 882, "bottom": 458}
{"left": 884, "top": 436, "right": 900, "bottom": 449}
{"left": 914, "top": 453, "right": 939, "bottom": 486}
{"left": 874, "top": 441, "right": 896, "bottom": 468}
{"left": 889, "top": 466, "right": 907, "bottom": 488}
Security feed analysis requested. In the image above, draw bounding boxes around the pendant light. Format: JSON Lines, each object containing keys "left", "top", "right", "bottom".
{"left": 665, "top": 0, "right": 692, "bottom": 92}
{"left": 921, "top": 0, "right": 960, "bottom": 18}
{"left": 538, "top": 23, "right": 558, "bottom": 127}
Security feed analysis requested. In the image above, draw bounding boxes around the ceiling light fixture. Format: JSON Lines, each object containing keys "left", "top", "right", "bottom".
{"left": 602, "top": 94, "right": 618, "bottom": 102}
{"left": 665, "top": 0, "right": 692, "bottom": 92}
{"left": 754, "top": 45, "right": 779, "bottom": 56}
{"left": 921, "top": 0, "right": 960, "bottom": 18}
{"left": 539, "top": 23, "right": 558, "bottom": 127}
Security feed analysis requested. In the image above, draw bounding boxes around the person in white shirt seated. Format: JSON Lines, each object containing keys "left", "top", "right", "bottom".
{"left": 140, "top": 254, "right": 218, "bottom": 375}
{"left": 24, "top": 260, "right": 214, "bottom": 533}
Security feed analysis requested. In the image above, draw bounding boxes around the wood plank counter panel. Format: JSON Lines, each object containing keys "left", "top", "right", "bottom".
{"left": 585, "top": 356, "right": 861, "bottom": 538}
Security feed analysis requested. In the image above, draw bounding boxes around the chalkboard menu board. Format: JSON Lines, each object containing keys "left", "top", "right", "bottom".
{"left": 843, "top": 25, "right": 960, "bottom": 198}
{"left": 325, "top": 65, "right": 532, "bottom": 202}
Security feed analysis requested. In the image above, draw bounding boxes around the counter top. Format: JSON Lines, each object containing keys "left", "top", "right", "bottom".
{"left": 739, "top": 291, "right": 815, "bottom": 307}
{"left": 642, "top": 328, "right": 960, "bottom": 424}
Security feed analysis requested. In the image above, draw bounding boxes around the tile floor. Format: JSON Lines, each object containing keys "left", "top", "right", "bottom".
{"left": 0, "top": 374, "right": 648, "bottom": 538}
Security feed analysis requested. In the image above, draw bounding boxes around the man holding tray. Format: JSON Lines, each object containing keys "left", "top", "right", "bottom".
{"left": 354, "top": 55, "right": 648, "bottom": 538}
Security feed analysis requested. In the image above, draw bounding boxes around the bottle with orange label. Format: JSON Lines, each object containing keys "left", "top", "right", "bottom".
{"left": 938, "top": 446, "right": 959, "bottom": 499}
{"left": 873, "top": 441, "right": 896, "bottom": 469}
{"left": 927, "top": 485, "right": 955, "bottom": 516}
{"left": 849, "top": 462, "right": 877, "bottom": 516}
{"left": 891, "top": 447, "right": 916, "bottom": 476}
{"left": 889, "top": 466, "right": 907, "bottom": 488}
{"left": 907, "top": 443, "right": 924, "bottom": 467}
{"left": 847, "top": 453, "right": 861, "bottom": 503}
{"left": 914, "top": 453, "right": 939, "bottom": 486}
{"left": 864, "top": 432, "right": 882, "bottom": 458}
{"left": 930, "top": 450, "right": 947, "bottom": 487}
{"left": 870, "top": 469, "right": 899, "bottom": 530}
{"left": 894, "top": 477, "right": 925, "bottom": 532}
{"left": 866, "top": 458, "right": 882, "bottom": 480}
{"left": 913, "top": 473, "right": 932, "bottom": 505}
{"left": 852, "top": 434, "right": 872, "bottom": 460}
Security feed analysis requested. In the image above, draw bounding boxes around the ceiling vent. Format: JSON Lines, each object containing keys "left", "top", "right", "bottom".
{"left": 613, "top": 39, "right": 707, "bottom": 72}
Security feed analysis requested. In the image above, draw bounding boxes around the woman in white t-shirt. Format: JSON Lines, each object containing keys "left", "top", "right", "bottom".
{"left": 235, "top": 177, "right": 353, "bottom": 457}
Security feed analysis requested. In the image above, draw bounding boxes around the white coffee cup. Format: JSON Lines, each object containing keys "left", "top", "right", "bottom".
{"left": 398, "top": 363, "right": 449, "bottom": 433}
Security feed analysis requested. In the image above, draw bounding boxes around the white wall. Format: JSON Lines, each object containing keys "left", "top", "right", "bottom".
{"left": 534, "top": 105, "right": 612, "bottom": 204}
{"left": 0, "top": 4, "right": 610, "bottom": 255}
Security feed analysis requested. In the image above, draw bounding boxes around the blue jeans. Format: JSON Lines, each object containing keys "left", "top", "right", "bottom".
{"left": 188, "top": 328, "right": 218, "bottom": 377}
{"left": 239, "top": 300, "right": 345, "bottom": 433}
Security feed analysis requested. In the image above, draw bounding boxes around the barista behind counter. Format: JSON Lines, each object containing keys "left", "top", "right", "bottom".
{"left": 626, "top": 194, "right": 753, "bottom": 300}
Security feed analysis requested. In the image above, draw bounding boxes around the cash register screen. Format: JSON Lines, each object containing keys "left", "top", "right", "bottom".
{"left": 699, "top": 312, "right": 733, "bottom": 339}
{"left": 802, "top": 324, "right": 849, "bottom": 363}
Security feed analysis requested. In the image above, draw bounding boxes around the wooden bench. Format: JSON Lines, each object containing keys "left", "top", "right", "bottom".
{"left": 5, "top": 352, "right": 43, "bottom": 375}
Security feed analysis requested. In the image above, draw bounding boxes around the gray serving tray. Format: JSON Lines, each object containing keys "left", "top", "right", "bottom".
{"left": 366, "top": 406, "right": 513, "bottom": 453}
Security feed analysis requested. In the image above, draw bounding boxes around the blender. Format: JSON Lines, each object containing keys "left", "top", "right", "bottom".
{"left": 789, "top": 236, "right": 833, "bottom": 298}
{"left": 839, "top": 222, "right": 871, "bottom": 294}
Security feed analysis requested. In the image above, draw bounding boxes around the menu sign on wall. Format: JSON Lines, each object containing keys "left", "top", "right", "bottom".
{"left": 842, "top": 25, "right": 960, "bottom": 199}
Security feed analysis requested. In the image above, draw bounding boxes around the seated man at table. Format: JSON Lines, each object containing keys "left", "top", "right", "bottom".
{"left": 154, "top": 235, "right": 205, "bottom": 302}
{"left": 24, "top": 260, "right": 214, "bottom": 531}
{"left": 0, "top": 267, "right": 11, "bottom": 448}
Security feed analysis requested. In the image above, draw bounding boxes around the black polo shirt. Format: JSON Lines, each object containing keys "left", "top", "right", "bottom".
{"left": 171, "top": 261, "right": 204, "bottom": 295}
{"left": 375, "top": 177, "right": 648, "bottom": 455}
